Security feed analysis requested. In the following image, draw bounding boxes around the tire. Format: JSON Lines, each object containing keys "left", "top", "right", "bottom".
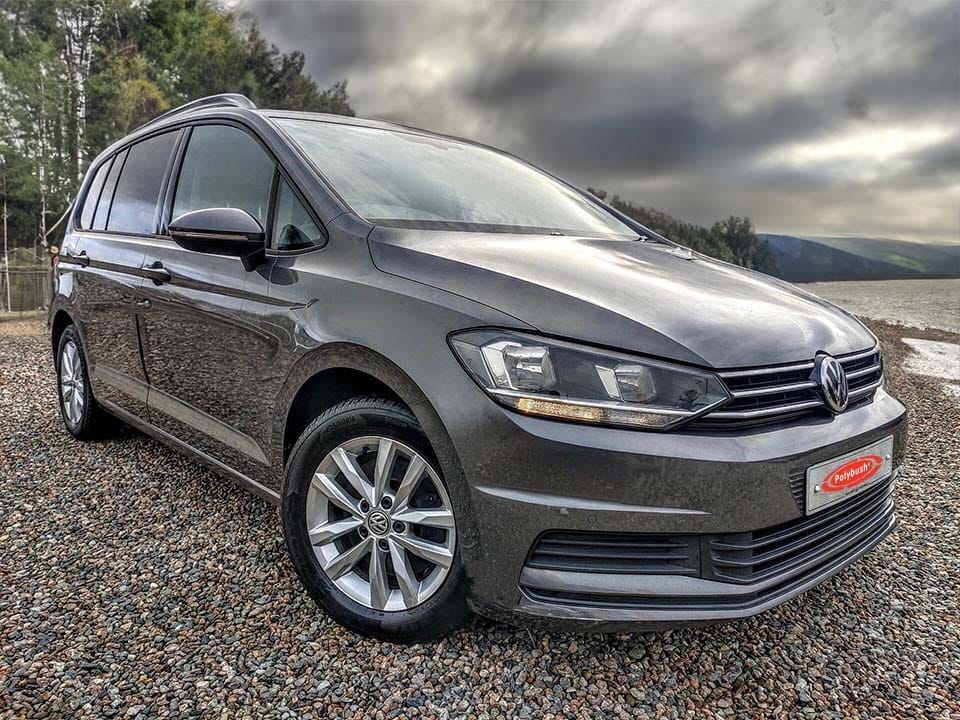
{"left": 282, "top": 396, "right": 468, "bottom": 642}
{"left": 55, "top": 325, "right": 118, "bottom": 440}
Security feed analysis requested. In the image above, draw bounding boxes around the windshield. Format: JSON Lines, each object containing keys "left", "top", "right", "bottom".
{"left": 276, "top": 118, "right": 637, "bottom": 238}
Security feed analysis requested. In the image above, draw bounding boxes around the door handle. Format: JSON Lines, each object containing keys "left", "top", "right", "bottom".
{"left": 63, "top": 250, "right": 90, "bottom": 267}
{"left": 142, "top": 261, "right": 171, "bottom": 285}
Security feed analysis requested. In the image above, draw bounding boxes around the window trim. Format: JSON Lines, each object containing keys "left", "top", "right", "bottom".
{"left": 73, "top": 127, "right": 183, "bottom": 239}
{"left": 73, "top": 117, "right": 330, "bottom": 254}
{"left": 104, "top": 130, "right": 182, "bottom": 237}
{"left": 162, "top": 119, "right": 328, "bottom": 256}
{"left": 266, "top": 166, "right": 329, "bottom": 254}
{"left": 77, "top": 155, "right": 113, "bottom": 230}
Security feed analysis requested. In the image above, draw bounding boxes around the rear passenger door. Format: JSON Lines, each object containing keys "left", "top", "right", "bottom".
{"left": 138, "top": 123, "right": 277, "bottom": 479}
{"left": 72, "top": 130, "right": 180, "bottom": 418}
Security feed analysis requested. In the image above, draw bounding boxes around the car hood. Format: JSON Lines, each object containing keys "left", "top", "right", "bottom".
{"left": 368, "top": 227, "right": 876, "bottom": 368}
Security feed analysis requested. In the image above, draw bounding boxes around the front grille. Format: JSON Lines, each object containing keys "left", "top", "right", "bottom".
{"left": 520, "top": 475, "right": 894, "bottom": 611}
{"left": 693, "top": 348, "right": 883, "bottom": 428}
{"left": 526, "top": 531, "right": 699, "bottom": 575}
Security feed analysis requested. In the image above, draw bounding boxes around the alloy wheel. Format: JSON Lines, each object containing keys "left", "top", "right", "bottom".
{"left": 306, "top": 436, "right": 456, "bottom": 611}
{"left": 60, "top": 340, "right": 85, "bottom": 426}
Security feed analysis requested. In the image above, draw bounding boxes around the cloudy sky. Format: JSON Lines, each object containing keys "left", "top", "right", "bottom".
{"left": 235, "top": 0, "right": 959, "bottom": 245}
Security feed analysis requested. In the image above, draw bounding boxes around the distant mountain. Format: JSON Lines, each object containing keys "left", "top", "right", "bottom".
{"left": 759, "top": 234, "right": 960, "bottom": 282}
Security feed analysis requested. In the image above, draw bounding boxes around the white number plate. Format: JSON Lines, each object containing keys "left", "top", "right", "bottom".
{"left": 806, "top": 436, "right": 893, "bottom": 515}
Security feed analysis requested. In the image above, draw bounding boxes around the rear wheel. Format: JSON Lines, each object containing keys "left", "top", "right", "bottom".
{"left": 282, "top": 397, "right": 468, "bottom": 642}
{"left": 56, "top": 325, "right": 117, "bottom": 440}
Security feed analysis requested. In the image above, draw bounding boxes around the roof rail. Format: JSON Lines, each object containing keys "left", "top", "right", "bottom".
{"left": 141, "top": 93, "right": 257, "bottom": 129}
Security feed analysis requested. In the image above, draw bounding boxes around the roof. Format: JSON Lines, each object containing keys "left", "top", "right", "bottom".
{"left": 139, "top": 93, "right": 427, "bottom": 137}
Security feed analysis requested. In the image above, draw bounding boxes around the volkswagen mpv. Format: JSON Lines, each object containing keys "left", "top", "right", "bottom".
{"left": 50, "top": 94, "right": 905, "bottom": 641}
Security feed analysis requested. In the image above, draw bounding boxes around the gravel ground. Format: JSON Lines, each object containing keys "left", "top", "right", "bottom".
{"left": 2, "top": 319, "right": 958, "bottom": 719}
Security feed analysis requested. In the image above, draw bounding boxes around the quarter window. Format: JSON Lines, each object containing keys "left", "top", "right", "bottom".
{"left": 92, "top": 150, "right": 126, "bottom": 231}
{"left": 173, "top": 125, "right": 275, "bottom": 228}
{"left": 107, "top": 132, "right": 178, "bottom": 234}
{"left": 79, "top": 159, "right": 112, "bottom": 229}
{"left": 272, "top": 178, "right": 323, "bottom": 250}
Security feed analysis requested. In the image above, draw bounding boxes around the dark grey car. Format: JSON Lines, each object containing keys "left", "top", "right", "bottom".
{"left": 50, "top": 94, "right": 905, "bottom": 641}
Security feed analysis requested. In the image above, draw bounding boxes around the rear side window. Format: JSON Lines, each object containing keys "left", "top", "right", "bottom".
{"left": 93, "top": 149, "right": 126, "bottom": 231}
{"left": 79, "top": 159, "right": 112, "bottom": 229}
{"left": 273, "top": 178, "right": 323, "bottom": 250}
{"left": 107, "top": 131, "right": 178, "bottom": 234}
{"left": 173, "top": 125, "right": 275, "bottom": 227}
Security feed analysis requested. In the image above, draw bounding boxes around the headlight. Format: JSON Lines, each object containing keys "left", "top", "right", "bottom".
{"left": 449, "top": 330, "right": 730, "bottom": 430}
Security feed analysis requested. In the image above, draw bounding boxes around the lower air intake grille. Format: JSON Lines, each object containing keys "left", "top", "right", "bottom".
{"left": 526, "top": 531, "right": 698, "bottom": 575}
{"left": 706, "top": 476, "right": 893, "bottom": 584}
{"left": 521, "top": 475, "right": 894, "bottom": 611}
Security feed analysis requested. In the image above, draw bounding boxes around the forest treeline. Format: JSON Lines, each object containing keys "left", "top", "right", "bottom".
{"left": 589, "top": 189, "right": 775, "bottom": 272}
{"left": 0, "top": 0, "right": 354, "bottom": 260}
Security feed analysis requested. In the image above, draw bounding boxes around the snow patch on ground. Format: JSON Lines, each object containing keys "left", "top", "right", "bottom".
{"left": 902, "top": 337, "right": 960, "bottom": 406}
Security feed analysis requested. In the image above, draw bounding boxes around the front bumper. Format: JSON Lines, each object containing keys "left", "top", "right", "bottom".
{"left": 449, "top": 385, "right": 906, "bottom": 630}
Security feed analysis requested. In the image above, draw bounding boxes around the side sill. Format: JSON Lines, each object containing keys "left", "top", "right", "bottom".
{"left": 100, "top": 399, "right": 281, "bottom": 506}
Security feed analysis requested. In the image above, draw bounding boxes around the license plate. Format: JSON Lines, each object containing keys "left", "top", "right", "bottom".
{"left": 806, "top": 436, "right": 894, "bottom": 515}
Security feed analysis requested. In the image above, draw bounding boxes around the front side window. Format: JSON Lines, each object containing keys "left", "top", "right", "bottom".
{"left": 173, "top": 125, "right": 275, "bottom": 228}
{"left": 276, "top": 118, "right": 637, "bottom": 238}
{"left": 108, "top": 132, "right": 178, "bottom": 234}
{"left": 272, "top": 178, "right": 323, "bottom": 250}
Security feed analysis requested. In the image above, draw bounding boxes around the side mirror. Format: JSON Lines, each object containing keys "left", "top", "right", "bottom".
{"left": 168, "top": 208, "right": 266, "bottom": 271}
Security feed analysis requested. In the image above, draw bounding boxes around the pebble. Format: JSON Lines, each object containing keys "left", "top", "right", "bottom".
{"left": 1, "top": 320, "right": 958, "bottom": 718}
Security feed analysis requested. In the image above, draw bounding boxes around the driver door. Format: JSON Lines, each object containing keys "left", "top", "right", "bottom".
{"left": 138, "top": 123, "right": 278, "bottom": 479}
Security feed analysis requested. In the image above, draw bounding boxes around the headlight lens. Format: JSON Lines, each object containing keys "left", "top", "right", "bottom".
{"left": 449, "top": 330, "right": 730, "bottom": 429}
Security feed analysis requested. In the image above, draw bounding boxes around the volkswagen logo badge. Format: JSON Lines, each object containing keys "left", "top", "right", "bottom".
{"left": 367, "top": 510, "right": 390, "bottom": 537}
{"left": 817, "top": 354, "right": 849, "bottom": 413}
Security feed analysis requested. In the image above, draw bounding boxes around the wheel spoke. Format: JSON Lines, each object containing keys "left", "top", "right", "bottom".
{"left": 311, "top": 472, "right": 362, "bottom": 516}
{"left": 308, "top": 516, "right": 363, "bottom": 546}
{"left": 372, "top": 438, "right": 396, "bottom": 505}
{"left": 332, "top": 447, "right": 373, "bottom": 505}
{"left": 392, "top": 532, "right": 452, "bottom": 569}
{"left": 393, "top": 455, "right": 425, "bottom": 511}
{"left": 323, "top": 536, "right": 372, "bottom": 580}
{"left": 392, "top": 507, "right": 455, "bottom": 529}
{"left": 388, "top": 538, "right": 420, "bottom": 608}
{"left": 64, "top": 343, "right": 76, "bottom": 372}
{"left": 368, "top": 545, "right": 390, "bottom": 610}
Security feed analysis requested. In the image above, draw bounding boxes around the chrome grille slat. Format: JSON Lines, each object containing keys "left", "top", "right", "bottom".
{"left": 846, "top": 363, "right": 882, "bottom": 380}
{"left": 719, "top": 361, "right": 815, "bottom": 379}
{"left": 849, "top": 376, "right": 883, "bottom": 400}
{"left": 729, "top": 380, "right": 818, "bottom": 398}
{"left": 708, "top": 399, "right": 824, "bottom": 420}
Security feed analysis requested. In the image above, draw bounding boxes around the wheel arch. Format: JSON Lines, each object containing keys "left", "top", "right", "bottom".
{"left": 49, "top": 305, "right": 79, "bottom": 364}
{"left": 271, "top": 343, "right": 479, "bottom": 561}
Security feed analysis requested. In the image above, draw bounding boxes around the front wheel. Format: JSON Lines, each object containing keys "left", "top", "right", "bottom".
{"left": 282, "top": 397, "right": 468, "bottom": 642}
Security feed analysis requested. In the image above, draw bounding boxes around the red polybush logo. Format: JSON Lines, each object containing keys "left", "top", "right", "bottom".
{"left": 822, "top": 455, "right": 883, "bottom": 492}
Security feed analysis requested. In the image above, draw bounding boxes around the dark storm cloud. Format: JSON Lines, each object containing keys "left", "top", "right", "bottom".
{"left": 233, "top": 0, "right": 959, "bottom": 244}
